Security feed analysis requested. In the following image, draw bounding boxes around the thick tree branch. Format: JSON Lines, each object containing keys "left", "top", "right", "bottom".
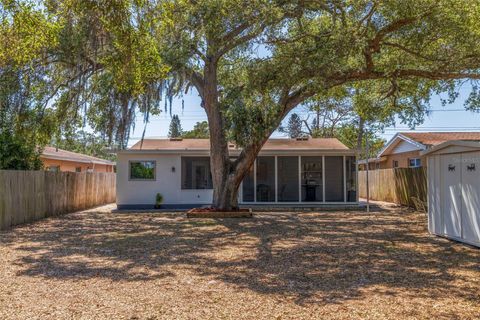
{"left": 187, "top": 69, "right": 205, "bottom": 99}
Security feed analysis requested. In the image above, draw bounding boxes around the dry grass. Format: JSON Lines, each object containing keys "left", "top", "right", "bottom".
{"left": 0, "top": 204, "right": 479, "bottom": 320}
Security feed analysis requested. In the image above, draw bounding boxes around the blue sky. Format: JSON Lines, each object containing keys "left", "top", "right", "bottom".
{"left": 127, "top": 85, "right": 480, "bottom": 147}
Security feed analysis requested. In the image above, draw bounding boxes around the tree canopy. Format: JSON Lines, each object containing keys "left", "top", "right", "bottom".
{"left": 2, "top": 0, "right": 480, "bottom": 207}
{"left": 168, "top": 115, "right": 183, "bottom": 138}
{"left": 182, "top": 121, "right": 209, "bottom": 138}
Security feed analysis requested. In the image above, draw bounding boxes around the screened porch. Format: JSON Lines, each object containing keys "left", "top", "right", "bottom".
{"left": 241, "top": 155, "right": 357, "bottom": 204}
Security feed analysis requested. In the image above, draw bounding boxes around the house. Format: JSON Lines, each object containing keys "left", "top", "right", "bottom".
{"left": 41, "top": 146, "right": 115, "bottom": 173}
{"left": 116, "top": 138, "right": 357, "bottom": 209}
{"left": 424, "top": 140, "right": 480, "bottom": 247}
{"left": 359, "top": 132, "right": 480, "bottom": 170}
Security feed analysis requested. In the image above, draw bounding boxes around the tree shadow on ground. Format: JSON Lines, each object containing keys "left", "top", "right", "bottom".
{"left": 0, "top": 208, "right": 479, "bottom": 305}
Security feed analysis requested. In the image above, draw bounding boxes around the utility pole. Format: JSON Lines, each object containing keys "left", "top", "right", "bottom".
{"left": 365, "top": 125, "right": 370, "bottom": 213}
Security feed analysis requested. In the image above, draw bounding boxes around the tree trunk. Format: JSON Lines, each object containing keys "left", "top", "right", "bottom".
{"left": 356, "top": 116, "right": 365, "bottom": 152}
{"left": 203, "top": 58, "right": 255, "bottom": 210}
{"left": 200, "top": 58, "right": 287, "bottom": 210}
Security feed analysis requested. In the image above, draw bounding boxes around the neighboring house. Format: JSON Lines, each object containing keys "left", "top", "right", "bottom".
{"left": 116, "top": 138, "right": 357, "bottom": 209}
{"left": 359, "top": 132, "right": 480, "bottom": 170}
{"left": 41, "top": 146, "right": 115, "bottom": 173}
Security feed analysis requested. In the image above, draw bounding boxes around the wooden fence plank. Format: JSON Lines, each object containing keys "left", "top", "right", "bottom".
{"left": 0, "top": 170, "right": 116, "bottom": 230}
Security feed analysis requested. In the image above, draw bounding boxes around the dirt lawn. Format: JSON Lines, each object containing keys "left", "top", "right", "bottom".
{"left": 0, "top": 204, "right": 479, "bottom": 320}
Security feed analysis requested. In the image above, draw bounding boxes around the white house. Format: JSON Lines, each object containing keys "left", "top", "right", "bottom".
{"left": 423, "top": 140, "right": 480, "bottom": 247}
{"left": 116, "top": 137, "right": 358, "bottom": 209}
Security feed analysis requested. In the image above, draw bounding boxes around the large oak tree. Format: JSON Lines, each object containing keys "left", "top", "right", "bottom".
{"left": 3, "top": 0, "right": 480, "bottom": 209}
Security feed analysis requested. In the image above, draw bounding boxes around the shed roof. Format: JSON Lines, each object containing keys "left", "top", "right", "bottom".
{"left": 41, "top": 146, "right": 116, "bottom": 166}
{"left": 129, "top": 138, "right": 350, "bottom": 151}
{"left": 422, "top": 140, "right": 480, "bottom": 156}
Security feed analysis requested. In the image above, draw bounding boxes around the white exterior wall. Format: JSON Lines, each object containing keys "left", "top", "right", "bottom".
{"left": 117, "top": 150, "right": 357, "bottom": 208}
{"left": 116, "top": 153, "right": 213, "bottom": 206}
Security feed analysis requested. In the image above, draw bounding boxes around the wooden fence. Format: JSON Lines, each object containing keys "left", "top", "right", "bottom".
{"left": 358, "top": 167, "right": 427, "bottom": 207}
{"left": 0, "top": 170, "right": 116, "bottom": 230}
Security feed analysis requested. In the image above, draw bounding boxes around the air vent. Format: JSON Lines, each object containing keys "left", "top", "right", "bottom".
{"left": 229, "top": 144, "right": 235, "bottom": 148}
{"left": 170, "top": 138, "right": 183, "bottom": 141}
{"left": 296, "top": 136, "right": 309, "bottom": 141}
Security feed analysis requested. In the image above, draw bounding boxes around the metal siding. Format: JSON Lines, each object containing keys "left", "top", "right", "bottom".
{"left": 441, "top": 154, "right": 462, "bottom": 238}
{"left": 391, "top": 140, "right": 422, "bottom": 154}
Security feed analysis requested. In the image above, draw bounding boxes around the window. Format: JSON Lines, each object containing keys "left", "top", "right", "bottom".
{"left": 47, "top": 166, "right": 60, "bottom": 172}
{"left": 75, "top": 167, "right": 82, "bottom": 173}
{"left": 409, "top": 158, "right": 421, "bottom": 168}
{"left": 375, "top": 163, "right": 380, "bottom": 170}
{"left": 278, "top": 156, "right": 299, "bottom": 202}
{"left": 393, "top": 160, "right": 399, "bottom": 168}
{"left": 129, "top": 161, "right": 156, "bottom": 180}
{"left": 181, "top": 157, "right": 212, "bottom": 189}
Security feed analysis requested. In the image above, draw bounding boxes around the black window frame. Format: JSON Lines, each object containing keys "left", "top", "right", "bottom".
{"left": 181, "top": 156, "right": 213, "bottom": 189}
{"left": 129, "top": 160, "right": 156, "bottom": 181}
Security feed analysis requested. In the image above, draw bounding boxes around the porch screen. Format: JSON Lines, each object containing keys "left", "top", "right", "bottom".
{"left": 181, "top": 157, "right": 213, "bottom": 189}
{"left": 301, "top": 157, "right": 323, "bottom": 202}
{"left": 278, "top": 156, "right": 299, "bottom": 202}
{"left": 325, "top": 156, "right": 344, "bottom": 202}
{"left": 256, "top": 156, "right": 275, "bottom": 202}
{"left": 346, "top": 156, "right": 357, "bottom": 202}
{"left": 242, "top": 163, "right": 255, "bottom": 202}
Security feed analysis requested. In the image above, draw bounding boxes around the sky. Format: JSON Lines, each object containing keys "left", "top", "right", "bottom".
{"left": 127, "top": 84, "right": 480, "bottom": 147}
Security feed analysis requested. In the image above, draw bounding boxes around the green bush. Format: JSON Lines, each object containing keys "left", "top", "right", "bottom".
{"left": 155, "top": 193, "right": 163, "bottom": 207}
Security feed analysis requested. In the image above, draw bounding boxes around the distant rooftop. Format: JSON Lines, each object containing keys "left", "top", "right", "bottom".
{"left": 41, "top": 146, "right": 115, "bottom": 166}
{"left": 400, "top": 132, "right": 480, "bottom": 146}
{"left": 129, "top": 138, "right": 350, "bottom": 151}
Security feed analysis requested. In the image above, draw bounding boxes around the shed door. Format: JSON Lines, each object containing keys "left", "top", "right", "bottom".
{"left": 441, "top": 154, "right": 462, "bottom": 238}
{"left": 461, "top": 152, "right": 480, "bottom": 243}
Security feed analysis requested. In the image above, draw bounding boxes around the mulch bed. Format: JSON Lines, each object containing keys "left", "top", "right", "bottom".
{"left": 0, "top": 203, "right": 479, "bottom": 319}
{"left": 186, "top": 207, "right": 253, "bottom": 218}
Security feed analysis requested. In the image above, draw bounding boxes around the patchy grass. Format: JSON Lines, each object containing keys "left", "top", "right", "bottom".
{"left": 0, "top": 204, "right": 479, "bottom": 319}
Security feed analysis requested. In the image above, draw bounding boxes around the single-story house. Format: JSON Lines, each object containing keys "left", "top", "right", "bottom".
{"left": 41, "top": 146, "right": 115, "bottom": 173}
{"left": 116, "top": 138, "right": 358, "bottom": 209}
{"left": 359, "top": 132, "right": 480, "bottom": 170}
{"left": 424, "top": 140, "right": 480, "bottom": 247}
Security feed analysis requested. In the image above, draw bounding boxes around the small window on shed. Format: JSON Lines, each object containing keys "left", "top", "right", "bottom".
{"left": 393, "top": 160, "right": 399, "bottom": 168}
{"left": 129, "top": 161, "right": 156, "bottom": 180}
{"left": 75, "top": 167, "right": 82, "bottom": 173}
{"left": 47, "top": 166, "right": 60, "bottom": 172}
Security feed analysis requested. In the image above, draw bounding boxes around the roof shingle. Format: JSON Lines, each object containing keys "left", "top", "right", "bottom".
{"left": 41, "top": 146, "right": 115, "bottom": 165}
{"left": 400, "top": 132, "right": 480, "bottom": 146}
{"left": 130, "top": 138, "right": 350, "bottom": 151}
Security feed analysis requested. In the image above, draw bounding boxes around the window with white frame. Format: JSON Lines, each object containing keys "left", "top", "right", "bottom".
{"left": 409, "top": 158, "right": 421, "bottom": 168}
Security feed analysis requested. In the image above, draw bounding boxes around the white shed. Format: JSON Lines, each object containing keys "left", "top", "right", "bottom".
{"left": 423, "top": 140, "right": 480, "bottom": 247}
